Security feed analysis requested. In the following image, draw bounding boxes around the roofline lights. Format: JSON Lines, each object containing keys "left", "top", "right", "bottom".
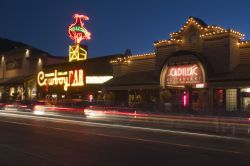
{"left": 110, "top": 53, "right": 155, "bottom": 64}
{"left": 154, "top": 17, "right": 245, "bottom": 47}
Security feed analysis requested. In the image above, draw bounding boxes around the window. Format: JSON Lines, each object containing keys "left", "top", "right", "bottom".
{"left": 240, "top": 88, "right": 250, "bottom": 111}
{"left": 9, "top": 87, "right": 15, "bottom": 96}
{"left": 226, "top": 89, "right": 237, "bottom": 111}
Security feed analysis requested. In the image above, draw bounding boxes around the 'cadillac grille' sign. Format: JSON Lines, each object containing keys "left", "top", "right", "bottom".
{"left": 166, "top": 64, "right": 204, "bottom": 85}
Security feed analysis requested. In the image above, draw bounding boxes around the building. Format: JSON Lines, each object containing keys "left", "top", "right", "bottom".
{"left": 3, "top": 16, "right": 250, "bottom": 115}
{"left": 107, "top": 16, "right": 250, "bottom": 114}
{"left": 36, "top": 53, "right": 122, "bottom": 102}
{"left": 0, "top": 38, "right": 67, "bottom": 102}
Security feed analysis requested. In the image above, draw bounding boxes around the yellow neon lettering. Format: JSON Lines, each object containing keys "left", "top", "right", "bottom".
{"left": 37, "top": 69, "right": 84, "bottom": 91}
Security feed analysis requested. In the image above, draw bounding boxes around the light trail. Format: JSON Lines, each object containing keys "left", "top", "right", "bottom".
{"left": 0, "top": 111, "right": 249, "bottom": 142}
{"left": 84, "top": 106, "right": 250, "bottom": 127}
{"left": 0, "top": 112, "right": 244, "bottom": 155}
{"left": 1, "top": 108, "right": 250, "bottom": 139}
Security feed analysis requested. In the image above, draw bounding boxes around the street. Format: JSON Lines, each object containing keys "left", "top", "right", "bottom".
{"left": 0, "top": 111, "right": 250, "bottom": 166}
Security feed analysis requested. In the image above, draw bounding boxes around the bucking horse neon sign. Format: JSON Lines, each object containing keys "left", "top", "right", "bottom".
{"left": 68, "top": 14, "right": 91, "bottom": 44}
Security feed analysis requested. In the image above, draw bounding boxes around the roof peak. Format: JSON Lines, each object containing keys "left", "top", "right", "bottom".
{"left": 188, "top": 16, "right": 207, "bottom": 27}
{"left": 154, "top": 16, "right": 244, "bottom": 46}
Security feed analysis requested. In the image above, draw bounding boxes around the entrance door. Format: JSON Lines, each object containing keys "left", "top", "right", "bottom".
{"left": 191, "top": 89, "right": 208, "bottom": 112}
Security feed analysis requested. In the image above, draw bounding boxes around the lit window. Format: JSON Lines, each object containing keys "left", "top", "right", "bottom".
{"left": 226, "top": 89, "right": 237, "bottom": 111}
{"left": 9, "top": 87, "right": 15, "bottom": 96}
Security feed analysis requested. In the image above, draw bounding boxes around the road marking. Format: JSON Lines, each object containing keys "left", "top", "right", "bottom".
{"left": 0, "top": 112, "right": 243, "bottom": 155}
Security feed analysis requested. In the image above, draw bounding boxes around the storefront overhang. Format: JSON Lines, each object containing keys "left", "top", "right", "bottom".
{"left": 104, "top": 71, "right": 159, "bottom": 91}
{"left": 104, "top": 84, "right": 159, "bottom": 91}
{"left": 208, "top": 64, "right": 250, "bottom": 88}
{"left": 209, "top": 80, "right": 250, "bottom": 88}
{"left": 0, "top": 75, "right": 31, "bottom": 86}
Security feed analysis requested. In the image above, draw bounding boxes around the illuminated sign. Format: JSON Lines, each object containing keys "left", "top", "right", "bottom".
{"left": 182, "top": 91, "right": 189, "bottom": 107}
{"left": 37, "top": 69, "right": 85, "bottom": 91}
{"left": 195, "top": 83, "right": 205, "bottom": 88}
{"left": 68, "top": 13, "right": 91, "bottom": 44}
{"left": 86, "top": 76, "right": 113, "bottom": 84}
{"left": 166, "top": 64, "right": 204, "bottom": 85}
{"left": 69, "top": 44, "right": 87, "bottom": 62}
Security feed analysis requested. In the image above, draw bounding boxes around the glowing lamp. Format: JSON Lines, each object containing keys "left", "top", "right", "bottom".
{"left": 195, "top": 83, "right": 205, "bottom": 88}
{"left": 246, "top": 88, "right": 250, "bottom": 93}
{"left": 182, "top": 91, "right": 189, "bottom": 108}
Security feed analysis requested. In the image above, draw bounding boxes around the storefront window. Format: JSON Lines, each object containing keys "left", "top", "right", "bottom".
{"left": 191, "top": 89, "right": 208, "bottom": 112}
{"left": 0, "top": 86, "right": 3, "bottom": 100}
{"left": 169, "top": 89, "right": 183, "bottom": 110}
{"left": 241, "top": 88, "right": 250, "bottom": 111}
{"left": 129, "top": 94, "right": 141, "bottom": 104}
{"left": 9, "top": 87, "right": 15, "bottom": 96}
{"left": 226, "top": 89, "right": 237, "bottom": 111}
{"left": 214, "top": 89, "right": 224, "bottom": 112}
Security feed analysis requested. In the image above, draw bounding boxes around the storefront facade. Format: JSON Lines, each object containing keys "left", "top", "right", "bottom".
{"left": 107, "top": 16, "right": 250, "bottom": 114}
{"left": 34, "top": 13, "right": 121, "bottom": 104}
{"left": 0, "top": 39, "right": 67, "bottom": 102}
{"left": 3, "top": 16, "right": 250, "bottom": 115}
{"left": 36, "top": 55, "right": 120, "bottom": 103}
{"left": 160, "top": 57, "right": 208, "bottom": 112}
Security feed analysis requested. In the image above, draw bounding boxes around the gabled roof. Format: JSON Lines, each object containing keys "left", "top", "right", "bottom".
{"left": 189, "top": 16, "right": 207, "bottom": 27}
{"left": 154, "top": 16, "right": 245, "bottom": 47}
{"left": 0, "top": 37, "right": 51, "bottom": 55}
{"left": 0, "top": 38, "right": 27, "bottom": 53}
{"left": 0, "top": 37, "right": 67, "bottom": 60}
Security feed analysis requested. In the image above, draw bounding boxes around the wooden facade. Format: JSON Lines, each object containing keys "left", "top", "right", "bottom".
{"left": 0, "top": 39, "right": 67, "bottom": 102}
{"left": 108, "top": 17, "right": 250, "bottom": 114}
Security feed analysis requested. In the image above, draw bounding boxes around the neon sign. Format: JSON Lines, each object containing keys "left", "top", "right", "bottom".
{"left": 69, "top": 45, "right": 87, "bottom": 62}
{"left": 182, "top": 91, "right": 189, "bottom": 107}
{"left": 68, "top": 14, "right": 91, "bottom": 44}
{"left": 86, "top": 76, "right": 113, "bottom": 84}
{"left": 166, "top": 64, "right": 204, "bottom": 85}
{"left": 37, "top": 69, "right": 85, "bottom": 91}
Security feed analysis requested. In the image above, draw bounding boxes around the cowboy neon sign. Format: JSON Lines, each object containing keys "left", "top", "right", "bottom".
{"left": 37, "top": 69, "right": 85, "bottom": 91}
{"left": 68, "top": 14, "right": 91, "bottom": 44}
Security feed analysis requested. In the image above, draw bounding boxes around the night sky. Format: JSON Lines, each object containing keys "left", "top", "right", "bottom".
{"left": 1, "top": 0, "right": 250, "bottom": 58}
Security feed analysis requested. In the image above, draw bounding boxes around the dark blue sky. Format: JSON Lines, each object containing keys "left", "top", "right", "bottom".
{"left": 1, "top": 0, "right": 250, "bottom": 58}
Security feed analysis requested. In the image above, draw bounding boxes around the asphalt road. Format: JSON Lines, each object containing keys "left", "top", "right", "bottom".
{"left": 0, "top": 112, "right": 250, "bottom": 166}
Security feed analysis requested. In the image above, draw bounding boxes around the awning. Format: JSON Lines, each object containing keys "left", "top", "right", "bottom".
{"left": 104, "top": 71, "right": 159, "bottom": 90}
{"left": 209, "top": 64, "right": 250, "bottom": 81}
